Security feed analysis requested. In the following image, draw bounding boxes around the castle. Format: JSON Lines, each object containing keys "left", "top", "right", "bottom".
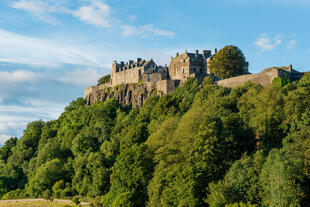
{"left": 107, "top": 49, "right": 249, "bottom": 92}
{"left": 84, "top": 49, "right": 304, "bottom": 107}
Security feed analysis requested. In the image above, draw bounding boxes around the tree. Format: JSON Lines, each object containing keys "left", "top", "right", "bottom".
{"left": 209, "top": 45, "right": 247, "bottom": 79}
{"left": 97, "top": 74, "right": 111, "bottom": 85}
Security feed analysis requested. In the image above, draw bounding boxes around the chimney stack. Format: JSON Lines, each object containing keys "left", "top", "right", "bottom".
{"left": 289, "top": 64, "right": 293, "bottom": 71}
{"left": 195, "top": 50, "right": 199, "bottom": 59}
{"left": 176, "top": 52, "right": 179, "bottom": 56}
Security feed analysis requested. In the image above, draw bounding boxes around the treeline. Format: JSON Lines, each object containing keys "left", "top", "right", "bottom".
{"left": 0, "top": 74, "right": 309, "bottom": 207}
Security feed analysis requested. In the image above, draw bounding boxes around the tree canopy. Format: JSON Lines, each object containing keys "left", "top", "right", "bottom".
{"left": 209, "top": 45, "right": 247, "bottom": 79}
{"left": 0, "top": 72, "right": 309, "bottom": 206}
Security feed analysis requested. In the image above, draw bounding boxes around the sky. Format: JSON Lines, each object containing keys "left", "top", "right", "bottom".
{"left": 0, "top": 0, "right": 309, "bottom": 145}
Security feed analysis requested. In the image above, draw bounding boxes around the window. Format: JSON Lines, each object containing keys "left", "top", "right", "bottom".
{"left": 138, "top": 70, "right": 142, "bottom": 76}
{"left": 148, "top": 74, "right": 150, "bottom": 81}
{"left": 183, "top": 68, "right": 185, "bottom": 74}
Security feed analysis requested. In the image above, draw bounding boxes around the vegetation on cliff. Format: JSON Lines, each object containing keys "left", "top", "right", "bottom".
{"left": 0, "top": 74, "right": 310, "bottom": 206}
{"left": 97, "top": 74, "right": 111, "bottom": 85}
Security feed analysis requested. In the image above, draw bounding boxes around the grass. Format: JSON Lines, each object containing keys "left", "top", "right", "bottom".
{"left": 0, "top": 201, "right": 76, "bottom": 207}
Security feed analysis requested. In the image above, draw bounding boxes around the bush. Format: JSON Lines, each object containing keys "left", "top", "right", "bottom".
{"left": 42, "top": 189, "right": 53, "bottom": 200}
{"left": 72, "top": 195, "right": 81, "bottom": 205}
{"left": 97, "top": 75, "right": 111, "bottom": 85}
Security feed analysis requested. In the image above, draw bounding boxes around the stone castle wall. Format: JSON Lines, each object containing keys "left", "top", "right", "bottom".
{"left": 217, "top": 68, "right": 279, "bottom": 88}
{"left": 111, "top": 66, "right": 142, "bottom": 86}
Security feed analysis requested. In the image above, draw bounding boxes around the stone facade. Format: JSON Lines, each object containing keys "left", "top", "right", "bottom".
{"left": 168, "top": 50, "right": 212, "bottom": 83}
{"left": 111, "top": 58, "right": 157, "bottom": 86}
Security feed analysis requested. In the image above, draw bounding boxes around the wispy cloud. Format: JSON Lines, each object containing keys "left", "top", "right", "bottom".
{"left": 10, "top": 0, "right": 175, "bottom": 38}
{"left": 0, "top": 29, "right": 101, "bottom": 67}
{"left": 0, "top": 134, "right": 10, "bottom": 145}
{"left": 287, "top": 39, "right": 297, "bottom": 49}
{"left": 255, "top": 33, "right": 282, "bottom": 51}
{"left": 58, "top": 68, "right": 102, "bottom": 86}
{"left": 121, "top": 24, "right": 175, "bottom": 38}
{"left": 128, "top": 15, "right": 137, "bottom": 22}
{"left": 11, "top": 0, "right": 66, "bottom": 24}
{"left": 72, "top": 1, "right": 112, "bottom": 28}
{"left": 0, "top": 70, "right": 42, "bottom": 83}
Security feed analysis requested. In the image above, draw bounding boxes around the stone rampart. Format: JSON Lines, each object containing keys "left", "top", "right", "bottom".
{"left": 217, "top": 68, "right": 279, "bottom": 88}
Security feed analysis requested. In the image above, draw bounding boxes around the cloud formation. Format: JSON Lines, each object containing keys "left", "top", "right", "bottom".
{"left": 255, "top": 33, "right": 282, "bottom": 51}
{"left": 0, "top": 29, "right": 101, "bottom": 67}
{"left": 72, "top": 1, "right": 112, "bottom": 28}
{"left": 0, "top": 134, "right": 10, "bottom": 146}
{"left": 121, "top": 24, "right": 175, "bottom": 38}
{"left": 287, "top": 39, "right": 297, "bottom": 49}
{"left": 11, "top": 0, "right": 175, "bottom": 38}
{"left": 58, "top": 68, "right": 102, "bottom": 86}
{"left": 11, "top": 0, "right": 64, "bottom": 24}
{"left": 0, "top": 70, "right": 42, "bottom": 83}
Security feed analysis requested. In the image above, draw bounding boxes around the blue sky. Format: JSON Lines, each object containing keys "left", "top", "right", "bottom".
{"left": 0, "top": 0, "right": 309, "bottom": 144}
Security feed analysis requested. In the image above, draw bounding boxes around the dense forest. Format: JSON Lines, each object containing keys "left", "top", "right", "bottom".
{"left": 0, "top": 73, "right": 309, "bottom": 207}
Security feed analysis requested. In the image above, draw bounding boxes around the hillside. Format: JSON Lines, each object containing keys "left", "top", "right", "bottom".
{"left": 0, "top": 75, "right": 310, "bottom": 206}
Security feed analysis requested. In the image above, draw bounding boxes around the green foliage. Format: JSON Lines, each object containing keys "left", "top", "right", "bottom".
{"left": 272, "top": 74, "right": 291, "bottom": 87}
{"left": 26, "top": 158, "right": 67, "bottom": 197}
{"left": 0, "top": 137, "right": 17, "bottom": 162}
{"left": 0, "top": 70, "right": 309, "bottom": 207}
{"left": 97, "top": 74, "right": 111, "bottom": 85}
{"left": 103, "top": 144, "right": 153, "bottom": 206}
{"left": 209, "top": 45, "right": 247, "bottom": 79}
{"left": 72, "top": 195, "right": 81, "bottom": 204}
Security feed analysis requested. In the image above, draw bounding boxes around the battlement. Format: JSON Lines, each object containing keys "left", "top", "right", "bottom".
{"left": 113, "top": 58, "right": 148, "bottom": 72}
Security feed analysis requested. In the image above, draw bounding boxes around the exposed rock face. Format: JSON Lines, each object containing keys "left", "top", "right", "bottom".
{"left": 84, "top": 83, "right": 164, "bottom": 107}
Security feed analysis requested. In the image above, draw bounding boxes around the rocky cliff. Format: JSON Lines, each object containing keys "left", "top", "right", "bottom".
{"left": 84, "top": 83, "right": 164, "bottom": 107}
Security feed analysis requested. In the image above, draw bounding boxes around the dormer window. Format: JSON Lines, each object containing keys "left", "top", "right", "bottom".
{"left": 182, "top": 68, "right": 185, "bottom": 74}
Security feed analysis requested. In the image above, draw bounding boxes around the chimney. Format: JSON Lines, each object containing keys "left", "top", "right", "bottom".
{"left": 120, "top": 61, "right": 124, "bottom": 66}
{"left": 289, "top": 64, "right": 293, "bottom": 71}
{"left": 176, "top": 52, "right": 179, "bottom": 56}
{"left": 195, "top": 50, "right": 199, "bottom": 59}
{"left": 203, "top": 50, "right": 212, "bottom": 57}
{"left": 129, "top": 60, "right": 134, "bottom": 65}
{"left": 137, "top": 58, "right": 141, "bottom": 63}
{"left": 215, "top": 48, "right": 218, "bottom": 54}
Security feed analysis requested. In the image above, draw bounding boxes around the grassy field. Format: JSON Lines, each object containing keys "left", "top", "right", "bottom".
{"left": 0, "top": 201, "right": 76, "bottom": 207}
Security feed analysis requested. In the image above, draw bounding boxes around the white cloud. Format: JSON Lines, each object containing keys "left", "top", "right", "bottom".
{"left": 0, "top": 29, "right": 102, "bottom": 67}
{"left": 121, "top": 24, "right": 175, "bottom": 38}
{"left": 58, "top": 68, "right": 102, "bottom": 86}
{"left": 11, "top": 1, "right": 175, "bottom": 39}
{"left": 255, "top": 33, "right": 282, "bottom": 51}
{"left": 12, "top": 0, "right": 51, "bottom": 13}
{"left": 0, "top": 134, "right": 10, "bottom": 145}
{"left": 129, "top": 15, "right": 137, "bottom": 22}
{"left": 72, "top": 1, "right": 112, "bottom": 28}
{"left": 11, "top": 0, "right": 63, "bottom": 24}
{"left": 0, "top": 70, "right": 42, "bottom": 83}
{"left": 287, "top": 39, "right": 297, "bottom": 49}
